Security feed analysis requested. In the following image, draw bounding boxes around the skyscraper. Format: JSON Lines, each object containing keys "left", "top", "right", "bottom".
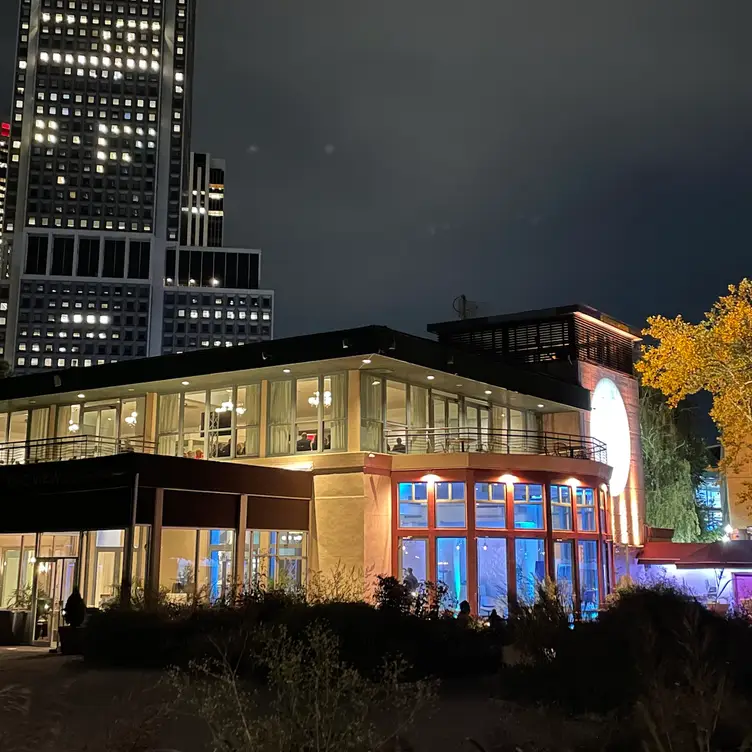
{"left": 181, "top": 150, "right": 224, "bottom": 247}
{"left": 2, "top": 0, "right": 273, "bottom": 373}
{"left": 0, "top": 121, "right": 10, "bottom": 361}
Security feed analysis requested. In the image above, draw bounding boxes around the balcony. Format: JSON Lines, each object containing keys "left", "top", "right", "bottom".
{"left": 384, "top": 427, "right": 607, "bottom": 464}
{"left": 0, "top": 435, "right": 156, "bottom": 466}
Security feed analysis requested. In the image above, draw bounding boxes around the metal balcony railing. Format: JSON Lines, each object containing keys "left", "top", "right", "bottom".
{"left": 383, "top": 427, "right": 608, "bottom": 464}
{"left": 0, "top": 435, "right": 156, "bottom": 466}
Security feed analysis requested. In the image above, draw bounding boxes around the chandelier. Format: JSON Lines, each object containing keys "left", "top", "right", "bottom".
{"left": 68, "top": 419, "right": 79, "bottom": 433}
{"left": 215, "top": 401, "right": 246, "bottom": 415}
{"left": 124, "top": 410, "right": 138, "bottom": 426}
{"left": 308, "top": 390, "right": 332, "bottom": 408}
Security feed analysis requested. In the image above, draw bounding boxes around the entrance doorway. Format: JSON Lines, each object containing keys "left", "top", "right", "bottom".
{"left": 32, "top": 557, "right": 78, "bottom": 649}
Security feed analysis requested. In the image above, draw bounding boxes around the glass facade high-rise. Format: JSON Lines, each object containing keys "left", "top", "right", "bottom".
{"left": 2, "top": 0, "right": 273, "bottom": 373}
{"left": 181, "top": 151, "right": 224, "bottom": 247}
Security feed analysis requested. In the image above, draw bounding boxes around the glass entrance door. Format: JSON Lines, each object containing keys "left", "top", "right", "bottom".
{"left": 466, "top": 404, "right": 490, "bottom": 451}
{"left": 82, "top": 404, "right": 118, "bottom": 439}
{"left": 33, "top": 557, "right": 78, "bottom": 649}
{"left": 432, "top": 395, "right": 460, "bottom": 451}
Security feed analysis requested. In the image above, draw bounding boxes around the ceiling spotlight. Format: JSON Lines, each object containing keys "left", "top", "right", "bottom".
{"left": 77, "top": 393, "right": 85, "bottom": 399}
{"left": 484, "top": 389, "right": 492, "bottom": 395}
{"left": 537, "top": 403, "right": 545, "bottom": 408}
{"left": 282, "top": 368, "right": 291, "bottom": 374}
{"left": 361, "top": 358, "right": 371, "bottom": 365}
{"left": 426, "top": 375, "right": 435, "bottom": 381}
{"left": 181, "top": 380, "right": 190, "bottom": 386}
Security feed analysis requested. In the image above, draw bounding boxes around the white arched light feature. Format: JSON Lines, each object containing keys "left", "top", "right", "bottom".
{"left": 590, "top": 377, "right": 631, "bottom": 497}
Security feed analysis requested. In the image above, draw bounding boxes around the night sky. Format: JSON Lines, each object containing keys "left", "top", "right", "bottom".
{"left": 1, "top": 1, "right": 750, "bottom": 339}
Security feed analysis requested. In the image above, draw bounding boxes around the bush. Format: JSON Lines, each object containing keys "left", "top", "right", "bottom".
{"left": 500, "top": 583, "right": 752, "bottom": 717}
{"left": 84, "top": 589, "right": 505, "bottom": 680}
{"left": 170, "top": 622, "right": 437, "bottom": 752}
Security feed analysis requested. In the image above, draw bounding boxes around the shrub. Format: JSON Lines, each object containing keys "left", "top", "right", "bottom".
{"left": 170, "top": 622, "right": 437, "bottom": 752}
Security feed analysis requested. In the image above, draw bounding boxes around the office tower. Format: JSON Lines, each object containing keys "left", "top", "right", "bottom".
{"left": 0, "top": 121, "right": 9, "bottom": 361}
{"left": 180, "top": 150, "right": 224, "bottom": 247}
{"left": 2, "top": 0, "right": 273, "bottom": 374}
{"left": 0, "top": 121, "right": 9, "bottom": 231}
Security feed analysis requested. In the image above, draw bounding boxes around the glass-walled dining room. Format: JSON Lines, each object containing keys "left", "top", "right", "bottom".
{"left": 360, "top": 374, "right": 542, "bottom": 454}
{"left": 394, "top": 471, "right": 612, "bottom": 617}
{"left": 157, "top": 385, "right": 260, "bottom": 460}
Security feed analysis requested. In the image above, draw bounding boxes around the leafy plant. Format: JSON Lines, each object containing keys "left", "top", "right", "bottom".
{"left": 170, "top": 622, "right": 436, "bottom": 752}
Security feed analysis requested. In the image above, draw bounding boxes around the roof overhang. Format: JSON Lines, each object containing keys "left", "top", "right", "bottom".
{"left": 0, "top": 326, "right": 591, "bottom": 413}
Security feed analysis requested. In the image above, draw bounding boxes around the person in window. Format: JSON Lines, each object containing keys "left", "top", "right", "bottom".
{"left": 403, "top": 567, "right": 419, "bottom": 592}
{"left": 296, "top": 431, "right": 312, "bottom": 452}
{"left": 236, "top": 442, "right": 246, "bottom": 457}
{"left": 392, "top": 437, "right": 407, "bottom": 453}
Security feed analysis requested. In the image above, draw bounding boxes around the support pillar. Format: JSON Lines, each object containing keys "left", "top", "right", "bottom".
{"left": 120, "top": 473, "right": 139, "bottom": 607}
{"left": 146, "top": 487, "right": 164, "bottom": 605}
{"left": 234, "top": 494, "right": 248, "bottom": 589}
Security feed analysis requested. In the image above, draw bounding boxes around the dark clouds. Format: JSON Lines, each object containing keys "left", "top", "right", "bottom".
{"left": 2, "top": 1, "right": 751, "bottom": 336}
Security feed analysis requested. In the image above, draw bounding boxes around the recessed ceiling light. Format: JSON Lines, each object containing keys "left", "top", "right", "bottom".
{"left": 127, "top": 388, "right": 134, "bottom": 392}
{"left": 362, "top": 358, "right": 372, "bottom": 365}
{"left": 29, "top": 400, "right": 36, "bottom": 404}
{"left": 484, "top": 390, "right": 492, "bottom": 395}
{"left": 537, "top": 403, "right": 545, "bottom": 408}
{"left": 282, "top": 368, "right": 291, "bottom": 374}
{"left": 77, "top": 393, "right": 85, "bottom": 399}
{"left": 426, "top": 375, "right": 435, "bottom": 381}
{"left": 181, "top": 381, "right": 189, "bottom": 386}
{"left": 456, "top": 384, "right": 462, "bottom": 388}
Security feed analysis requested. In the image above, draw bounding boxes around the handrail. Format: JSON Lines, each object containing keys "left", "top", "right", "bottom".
{"left": 383, "top": 427, "right": 608, "bottom": 463}
{"left": 0, "top": 435, "right": 156, "bottom": 465}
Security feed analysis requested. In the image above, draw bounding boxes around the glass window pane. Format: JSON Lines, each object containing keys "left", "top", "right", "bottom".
{"left": 399, "top": 538, "right": 427, "bottom": 587}
{"left": 435, "top": 481, "right": 466, "bottom": 528}
{"left": 120, "top": 396, "right": 145, "bottom": 441}
{"left": 436, "top": 537, "right": 467, "bottom": 609}
{"left": 553, "top": 539, "right": 574, "bottom": 610}
{"left": 578, "top": 540, "right": 599, "bottom": 616}
{"left": 398, "top": 482, "right": 428, "bottom": 528}
{"left": 360, "top": 374, "right": 383, "bottom": 451}
{"left": 208, "top": 388, "right": 233, "bottom": 459}
{"left": 182, "top": 391, "right": 206, "bottom": 458}
{"left": 475, "top": 482, "right": 506, "bottom": 529}
{"left": 386, "top": 381, "right": 407, "bottom": 426}
{"left": 514, "top": 538, "right": 546, "bottom": 604}
{"left": 197, "top": 529, "right": 234, "bottom": 601}
{"left": 478, "top": 537, "right": 508, "bottom": 616}
{"left": 236, "top": 384, "right": 260, "bottom": 458}
{"left": 323, "top": 373, "right": 346, "bottom": 451}
{"left": 269, "top": 381, "right": 292, "bottom": 455}
{"left": 158, "top": 393, "right": 180, "bottom": 434}
{"left": 513, "top": 484, "right": 544, "bottom": 529}
{"left": 550, "top": 485, "right": 573, "bottom": 531}
{"left": 576, "top": 487, "right": 596, "bottom": 531}
{"left": 295, "top": 377, "right": 319, "bottom": 452}
{"left": 159, "top": 529, "right": 197, "bottom": 601}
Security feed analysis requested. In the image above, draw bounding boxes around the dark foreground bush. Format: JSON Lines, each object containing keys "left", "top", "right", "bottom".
{"left": 84, "top": 596, "right": 503, "bottom": 680}
{"left": 500, "top": 583, "right": 752, "bottom": 716}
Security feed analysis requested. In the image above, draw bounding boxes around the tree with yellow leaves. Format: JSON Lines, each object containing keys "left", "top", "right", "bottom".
{"left": 637, "top": 280, "right": 752, "bottom": 502}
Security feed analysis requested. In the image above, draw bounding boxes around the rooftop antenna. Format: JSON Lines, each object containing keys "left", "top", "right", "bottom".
{"left": 453, "top": 294, "right": 478, "bottom": 320}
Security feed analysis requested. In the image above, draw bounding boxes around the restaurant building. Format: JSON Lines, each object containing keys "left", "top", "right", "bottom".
{"left": 0, "top": 305, "right": 644, "bottom": 646}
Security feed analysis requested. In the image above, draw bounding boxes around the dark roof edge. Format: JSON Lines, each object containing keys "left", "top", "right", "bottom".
{"left": 427, "top": 304, "right": 641, "bottom": 339}
{"left": 0, "top": 324, "right": 591, "bottom": 410}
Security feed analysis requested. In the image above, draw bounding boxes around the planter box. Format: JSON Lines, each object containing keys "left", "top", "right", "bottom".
{"left": 0, "top": 610, "right": 30, "bottom": 645}
{"left": 58, "top": 625, "right": 85, "bottom": 655}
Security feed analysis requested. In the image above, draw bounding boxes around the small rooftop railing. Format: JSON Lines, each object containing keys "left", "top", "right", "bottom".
{"left": 0, "top": 435, "right": 156, "bottom": 466}
{"left": 384, "top": 427, "right": 608, "bottom": 464}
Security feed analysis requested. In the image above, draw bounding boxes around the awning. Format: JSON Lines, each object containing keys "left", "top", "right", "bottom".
{"left": 638, "top": 540, "right": 752, "bottom": 569}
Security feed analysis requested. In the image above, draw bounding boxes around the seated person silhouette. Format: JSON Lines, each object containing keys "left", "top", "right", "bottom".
{"left": 392, "top": 437, "right": 407, "bottom": 453}
{"left": 296, "top": 431, "right": 312, "bottom": 452}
